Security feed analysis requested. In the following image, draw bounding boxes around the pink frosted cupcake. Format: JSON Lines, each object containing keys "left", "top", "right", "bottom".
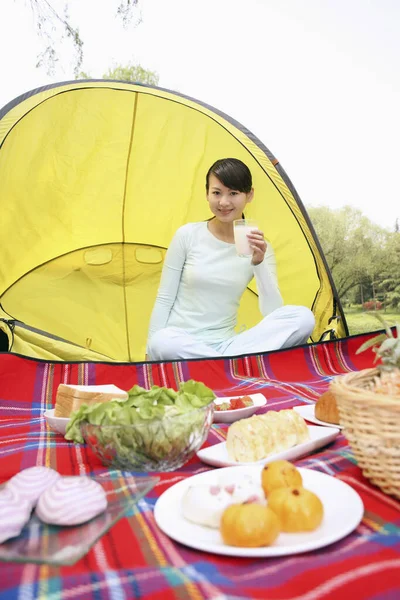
{"left": 7, "top": 466, "right": 61, "bottom": 507}
{"left": 36, "top": 477, "right": 107, "bottom": 526}
{"left": 0, "top": 487, "right": 32, "bottom": 543}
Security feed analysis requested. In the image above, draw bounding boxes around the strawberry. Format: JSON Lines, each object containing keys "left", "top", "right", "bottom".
{"left": 230, "top": 398, "right": 245, "bottom": 409}
{"left": 230, "top": 396, "right": 254, "bottom": 410}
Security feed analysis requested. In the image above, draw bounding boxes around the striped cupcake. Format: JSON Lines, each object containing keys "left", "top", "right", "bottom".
{"left": 0, "top": 486, "right": 32, "bottom": 543}
{"left": 36, "top": 477, "right": 108, "bottom": 526}
{"left": 6, "top": 466, "right": 61, "bottom": 508}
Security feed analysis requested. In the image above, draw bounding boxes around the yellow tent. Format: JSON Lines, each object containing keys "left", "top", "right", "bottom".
{"left": 0, "top": 80, "right": 348, "bottom": 362}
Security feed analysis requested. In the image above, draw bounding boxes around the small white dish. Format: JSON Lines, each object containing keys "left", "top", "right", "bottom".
{"left": 213, "top": 393, "right": 267, "bottom": 424}
{"left": 293, "top": 404, "right": 343, "bottom": 430}
{"left": 154, "top": 465, "right": 364, "bottom": 557}
{"left": 197, "top": 425, "right": 339, "bottom": 468}
{"left": 43, "top": 409, "right": 70, "bottom": 435}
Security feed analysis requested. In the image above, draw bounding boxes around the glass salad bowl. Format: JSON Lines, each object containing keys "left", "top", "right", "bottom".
{"left": 80, "top": 403, "right": 214, "bottom": 472}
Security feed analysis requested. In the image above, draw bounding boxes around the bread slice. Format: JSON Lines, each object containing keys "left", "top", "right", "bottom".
{"left": 54, "top": 384, "right": 129, "bottom": 418}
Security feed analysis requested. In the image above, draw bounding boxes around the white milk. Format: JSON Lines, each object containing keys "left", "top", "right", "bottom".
{"left": 234, "top": 225, "right": 253, "bottom": 257}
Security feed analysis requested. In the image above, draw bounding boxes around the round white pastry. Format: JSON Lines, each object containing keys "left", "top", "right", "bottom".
{"left": 0, "top": 486, "right": 32, "bottom": 543}
{"left": 35, "top": 476, "right": 107, "bottom": 526}
{"left": 7, "top": 466, "right": 61, "bottom": 507}
{"left": 181, "top": 484, "right": 234, "bottom": 528}
{"left": 218, "top": 472, "right": 265, "bottom": 504}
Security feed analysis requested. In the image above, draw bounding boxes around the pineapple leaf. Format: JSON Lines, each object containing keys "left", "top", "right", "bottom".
{"left": 356, "top": 333, "right": 387, "bottom": 354}
{"left": 378, "top": 338, "right": 399, "bottom": 354}
{"left": 372, "top": 313, "right": 394, "bottom": 338}
{"left": 356, "top": 314, "right": 400, "bottom": 371}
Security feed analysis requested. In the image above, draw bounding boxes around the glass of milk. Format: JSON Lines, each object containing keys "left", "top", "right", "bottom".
{"left": 233, "top": 219, "right": 258, "bottom": 257}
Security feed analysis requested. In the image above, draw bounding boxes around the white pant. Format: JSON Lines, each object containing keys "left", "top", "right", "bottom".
{"left": 148, "top": 305, "right": 315, "bottom": 361}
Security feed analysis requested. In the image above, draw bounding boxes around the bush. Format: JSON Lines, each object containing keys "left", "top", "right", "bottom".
{"left": 363, "top": 300, "right": 383, "bottom": 311}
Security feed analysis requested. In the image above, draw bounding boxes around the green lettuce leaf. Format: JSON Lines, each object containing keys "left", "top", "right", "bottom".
{"left": 64, "top": 379, "right": 215, "bottom": 453}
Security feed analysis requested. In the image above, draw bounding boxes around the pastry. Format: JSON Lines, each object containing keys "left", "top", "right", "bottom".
{"left": 258, "top": 411, "right": 296, "bottom": 452}
{"left": 0, "top": 487, "right": 32, "bottom": 543}
{"left": 36, "top": 476, "right": 107, "bottom": 525}
{"left": 218, "top": 472, "right": 265, "bottom": 504}
{"left": 259, "top": 410, "right": 309, "bottom": 452}
{"left": 54, "top": 384, "right": 128, "bottom": 418}
{"left": 226, "top": 410, "right": 310, "bottom": 462}
{"left": 226, "top": 415, "right": 275, "bottom": 463}
{"left": 278, "top": 410, "right": 310, "bottom": 443}
{"left": 315, "top": 390, "right": 340, "bottom": 425}
{"left": 181, "top": 475, "right": 265, "bottom": 528}
{"left": 220, "top": 503, "right": 280, "bottom": 547}
{"left": 267, "top": 486, "right": 324, "bottom": 532}
{"left": 261, "top": 460, "right": 302, "bottom": 497}
{"left": 182, "top": 484, "right": 234, "bottom": 528}
{"left": 6, "top": 466, "right": 61, "bottom": 507}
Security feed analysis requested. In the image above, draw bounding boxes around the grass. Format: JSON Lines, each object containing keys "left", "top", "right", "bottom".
{"left": 343, "top": 308, "right": 400, "bottom": 335}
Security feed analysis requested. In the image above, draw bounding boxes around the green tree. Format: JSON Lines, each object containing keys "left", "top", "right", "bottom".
{"left": 376, "top": 233, "right": 400, "bottom": 309}
{"left": 103, "top": 64, "right": 159, "bottom": 85}
{"left": 307, "top": 205, "right": 389, "bottom": 303}
{"left": 22, "top": 0, "right": 140, "bottom": 76}
{"left": 77, "top": 63, "right": 159, "bottom": 85}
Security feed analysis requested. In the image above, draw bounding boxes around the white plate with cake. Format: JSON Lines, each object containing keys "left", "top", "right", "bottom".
{"left": 197, "top": 425, "right": 339, "bottom": 468}
{"left": 154, "top": 465, "right": 364, "bottom": 557}
{"left": 197, "top": 408, "right": 340, "bottom": 468}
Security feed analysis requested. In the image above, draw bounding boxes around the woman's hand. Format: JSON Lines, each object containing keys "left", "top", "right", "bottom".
{"left": 247, "top": 229, "right": 267, "bottom": 266}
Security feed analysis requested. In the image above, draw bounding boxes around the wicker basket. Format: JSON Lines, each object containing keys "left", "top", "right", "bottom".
{"left": 331, "top": 367, "right": 400, "bottom": 499}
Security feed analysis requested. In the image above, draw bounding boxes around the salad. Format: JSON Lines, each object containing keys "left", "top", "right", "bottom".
{"left": 64, "top": 380, "right": 216, "bottom": 464}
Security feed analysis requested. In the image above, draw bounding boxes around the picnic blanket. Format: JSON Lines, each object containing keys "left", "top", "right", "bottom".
{"left": 1, "top": 332, "right": 400, "bottom": 600}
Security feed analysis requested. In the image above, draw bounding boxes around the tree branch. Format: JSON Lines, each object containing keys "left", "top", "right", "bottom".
{"left": 26, "top": 0, "right": 140, "bottom": 75}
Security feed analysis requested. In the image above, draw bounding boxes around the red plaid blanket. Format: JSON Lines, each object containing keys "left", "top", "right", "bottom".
{"left": 1, "top": 332, "right": 399, "bottom": 600}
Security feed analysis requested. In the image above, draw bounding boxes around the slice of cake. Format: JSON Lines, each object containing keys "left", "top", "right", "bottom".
{"left": 226, "top": 410, "right": 310, "bottom": 462}
{"left": 54, "top": 384, "right": 128, "bottom": 418}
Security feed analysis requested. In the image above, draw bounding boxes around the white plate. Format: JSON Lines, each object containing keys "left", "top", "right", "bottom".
{"left": 293, "top": 405, "right": 343, "bottom": 430}
{"left": 154, "top": 466, "right": 364, "bottom": 557}
{"left": 197, "top": 425, "right": 339, "bottom": 468}
{"left": 213, "top": 393, "right": 267, "bottom": 423}
{"left": 43, "top": 409, "right": 70, "bottom": 435}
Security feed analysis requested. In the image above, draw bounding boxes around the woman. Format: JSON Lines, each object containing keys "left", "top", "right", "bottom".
{"left": 147, "top": 158, "right": 315, "bottom": 360}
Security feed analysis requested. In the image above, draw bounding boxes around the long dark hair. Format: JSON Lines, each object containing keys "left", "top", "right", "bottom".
{"left": 205, "top": 158, "right": 252, "bottom": 193}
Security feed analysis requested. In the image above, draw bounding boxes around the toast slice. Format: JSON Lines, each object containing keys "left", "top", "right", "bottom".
{"left": 54, "top": 384, "right": 129, "bottom": 418}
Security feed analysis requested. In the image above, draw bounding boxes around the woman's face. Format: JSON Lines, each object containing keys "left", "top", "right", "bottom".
{"left": 207, "top": 174, "right": 254, "bottom": 223}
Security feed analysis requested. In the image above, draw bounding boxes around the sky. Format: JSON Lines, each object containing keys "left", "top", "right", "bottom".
{"left": 1, "top": 0, "right": 399, "bottom": 230}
